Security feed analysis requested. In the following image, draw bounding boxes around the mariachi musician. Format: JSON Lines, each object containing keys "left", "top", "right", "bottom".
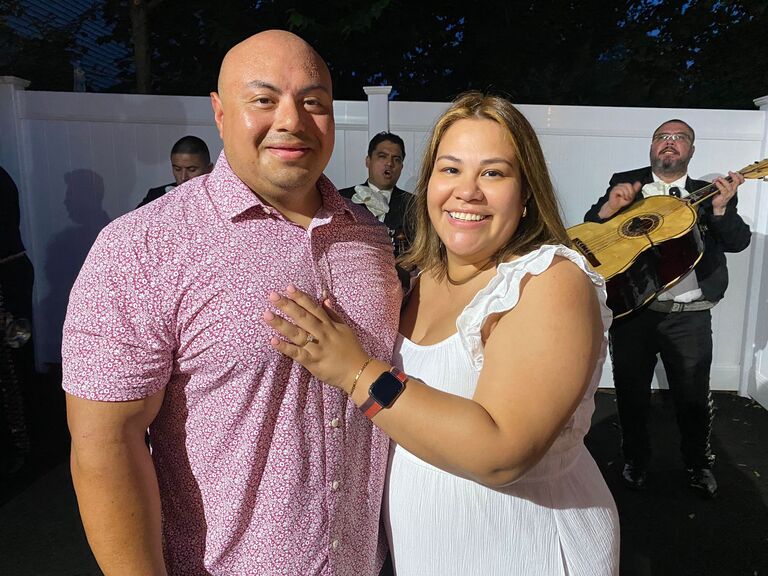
{"left": 583, "top": 119, "right": 751, "bottom": 498}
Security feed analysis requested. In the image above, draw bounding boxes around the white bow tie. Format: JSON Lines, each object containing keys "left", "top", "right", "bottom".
{"left": 642, "top": 181, "right": 686, "bottom": 198}
{"left": 351, "top": 185, "right": 390, "bottom": 221}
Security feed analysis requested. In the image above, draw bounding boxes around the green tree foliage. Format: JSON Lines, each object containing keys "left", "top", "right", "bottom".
{"left": 3, "top": 0, "right": 767, "bottom": 108}
{"left": 0, "top": 0, "right": 85, "bottom": 91}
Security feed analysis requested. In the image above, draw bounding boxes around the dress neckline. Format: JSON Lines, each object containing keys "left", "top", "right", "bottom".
{"left": 397, "top": 331, "right": 460, "bottom": 350}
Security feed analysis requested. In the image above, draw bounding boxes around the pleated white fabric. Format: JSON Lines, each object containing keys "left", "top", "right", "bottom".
{"left": 385, "top": 244, "right": 620, "bottom": 576}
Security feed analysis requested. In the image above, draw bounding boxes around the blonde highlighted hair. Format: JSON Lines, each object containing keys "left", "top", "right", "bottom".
{"left": 399, "top": 91, "right": 570, "bottom": 277}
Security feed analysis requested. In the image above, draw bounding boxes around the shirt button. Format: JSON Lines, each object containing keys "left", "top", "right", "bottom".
{"left": 330, "top": 417, "right": 340, "bottom": 428}
{"left": 331, "top": 538, "right": 340, "bottom": 550}
{"left": 331, "top": 479, "right": 341, "bottom": 491}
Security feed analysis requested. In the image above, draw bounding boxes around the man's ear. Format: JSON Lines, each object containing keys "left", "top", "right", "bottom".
{"left": 210, "top": 92, "right": 225, "bottom": 139}
{"left": 364, "top": 155, "right": 371, "bottom": 170}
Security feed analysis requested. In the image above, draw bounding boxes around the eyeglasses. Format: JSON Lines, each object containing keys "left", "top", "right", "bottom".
{"left": 653, "top": 133, "right": 692, "bottom": 143}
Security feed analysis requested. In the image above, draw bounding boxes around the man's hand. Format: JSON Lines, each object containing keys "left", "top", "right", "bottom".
{"left": 711, "top": 171, "right": 744, "bottom": 216}
{"left": 597, "top": 181, "right": 642, "bottom": 220}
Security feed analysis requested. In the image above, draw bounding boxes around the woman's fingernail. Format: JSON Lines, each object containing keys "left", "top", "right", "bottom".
{"left": 262, "top": 311, "right": 274, "bottom": 321}
{"left": 286, "top": 284, "right": 297, "bottom": 293}
{"left": 268, "top": 292, "right": 280, "bottom": 302}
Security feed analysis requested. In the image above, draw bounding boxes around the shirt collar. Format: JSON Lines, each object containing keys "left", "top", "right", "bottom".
{"left": 366, "top": 180, "right": 393, "bottom": 200}
{"left": 652, "top": 172, "right": 688, "bottom": 190}
{"left": 207, "top": 151, "right": 355, "bottom": 222}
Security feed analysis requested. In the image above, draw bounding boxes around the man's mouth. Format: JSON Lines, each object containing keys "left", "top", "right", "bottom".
{"left": 266, "top": 145, "right": 311, "bottom": 160}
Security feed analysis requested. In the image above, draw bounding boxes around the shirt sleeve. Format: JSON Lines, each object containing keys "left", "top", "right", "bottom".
{"left": 62, "top": 220, "right": 174, "bottom": 401}
{"left": 701, "top": 194, "right": 752, "bottom": 254}
{"left": 583, "top": 174, "right": 619, "bottom": 223}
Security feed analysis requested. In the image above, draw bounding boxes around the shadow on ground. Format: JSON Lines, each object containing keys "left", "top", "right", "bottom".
{"left": 586, "top": 390, "right": 768, "bottom": 576}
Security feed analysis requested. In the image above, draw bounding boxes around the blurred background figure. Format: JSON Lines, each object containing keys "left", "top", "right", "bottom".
{"left": 137, "top": 135, "right": 213, "bottom": 208}
{"left": 0, "top": 166, "right": 34, "bottom": 479}
{"left": 339, "top": 131, "right": 412, "bottom": 257}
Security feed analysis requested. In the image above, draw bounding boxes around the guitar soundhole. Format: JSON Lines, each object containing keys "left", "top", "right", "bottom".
{"left": 620, "top": 214, "right": 661, "bottom": 237}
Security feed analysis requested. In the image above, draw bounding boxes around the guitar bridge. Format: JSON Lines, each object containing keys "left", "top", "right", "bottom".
{"left": 572, "top": 238, "right": 601, "bottom": 268}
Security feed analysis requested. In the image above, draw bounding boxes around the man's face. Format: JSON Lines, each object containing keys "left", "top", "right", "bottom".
{"left": 210, "top": 37, "right": 334, "bottom": 214}
{"left": 650, "top": 121, "right": 695, "bottom": 177}
{"left": 365, "top": 140, "right": 404, "bottom": 190}
{"left": 171, "top": 153, "right": 213, "bottom": 185}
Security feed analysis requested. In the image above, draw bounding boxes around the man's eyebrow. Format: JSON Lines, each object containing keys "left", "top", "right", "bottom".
{"left": 298, "top": 83, "right": 331, "bottom": 96}
{"left": 246, "top": 80, "right": 280, "bottom": 93}
{"left": 244, "top": 81, "right": 330, "bottom": 97}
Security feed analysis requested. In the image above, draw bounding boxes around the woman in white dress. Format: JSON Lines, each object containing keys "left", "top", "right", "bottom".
{"left": 264, "top": 92, "right": 619, "bottom": 575}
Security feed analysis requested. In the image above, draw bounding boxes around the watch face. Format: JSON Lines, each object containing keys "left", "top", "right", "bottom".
{"left": 370, "top": 371, "right": 405, "bottom": 408}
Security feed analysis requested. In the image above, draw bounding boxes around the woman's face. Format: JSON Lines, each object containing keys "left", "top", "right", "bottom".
{"left": 427, "top": 118, "right": 525, "bottom": 266}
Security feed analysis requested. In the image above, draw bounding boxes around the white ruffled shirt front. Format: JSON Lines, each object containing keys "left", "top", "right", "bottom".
{"left": 350, "top": 182, "right": 393, "bottom": 222}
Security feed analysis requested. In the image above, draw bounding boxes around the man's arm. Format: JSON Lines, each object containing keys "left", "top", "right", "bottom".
{"left": 67, "top": 389, "right": 167, "bottom": 576}
{"left": 584, "top": 177, "right": 642, "bottom": 223}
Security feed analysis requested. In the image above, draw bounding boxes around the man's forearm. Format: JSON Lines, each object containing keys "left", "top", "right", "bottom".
{"left": 71, "top": 438, "right": 167, "bottom": 576}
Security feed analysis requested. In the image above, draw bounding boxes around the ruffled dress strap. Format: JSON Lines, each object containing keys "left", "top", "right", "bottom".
{"left": 456, "top": 244, "right": 612, "bottom": 371}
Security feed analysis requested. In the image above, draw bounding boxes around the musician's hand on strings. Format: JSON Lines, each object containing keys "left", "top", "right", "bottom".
{"left": 711, "top": 171, "right": 744, "bottom": 216}
{"left": 598, "top": 181, "right": 641, "bottom": 220}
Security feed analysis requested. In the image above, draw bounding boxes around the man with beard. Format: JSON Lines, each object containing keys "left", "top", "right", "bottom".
{"left": 583, "top": 119, "right": 750, "bottom": 498}
{"left": 63, "top": 30, "right": 400, "bottom": 574}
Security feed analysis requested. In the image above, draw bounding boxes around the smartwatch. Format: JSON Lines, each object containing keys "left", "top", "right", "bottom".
{"left": 360, "top": 367, "right": 408, "bottom": 419}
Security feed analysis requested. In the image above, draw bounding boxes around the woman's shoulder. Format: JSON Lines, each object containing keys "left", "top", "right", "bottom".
{"left": 497, "top": 244, "right": 604, "bottom": 286}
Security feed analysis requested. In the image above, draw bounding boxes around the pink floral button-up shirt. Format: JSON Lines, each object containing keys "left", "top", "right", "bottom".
{"left": 63, "top": 153, "right": 401, "bottom": 575}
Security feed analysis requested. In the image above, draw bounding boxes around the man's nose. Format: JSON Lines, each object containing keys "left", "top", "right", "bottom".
{"left": 274, "top": 100, "right": 304, "bottom": 132}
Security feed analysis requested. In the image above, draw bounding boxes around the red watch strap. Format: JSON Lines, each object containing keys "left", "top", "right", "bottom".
{"left": 360, "top": 367, "right": 407, "bottom": 419}
{"left": 361, "top": 396, "right": 382, "bottom": 419}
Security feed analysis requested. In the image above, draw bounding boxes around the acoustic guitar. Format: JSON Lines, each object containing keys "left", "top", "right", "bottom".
{"left": 568, "top": 159, "right": 768, "bottom": 319}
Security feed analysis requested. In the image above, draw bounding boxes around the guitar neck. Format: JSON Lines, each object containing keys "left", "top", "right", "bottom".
{"left": 687, "top": 174, "right": 738, "bottom": 207}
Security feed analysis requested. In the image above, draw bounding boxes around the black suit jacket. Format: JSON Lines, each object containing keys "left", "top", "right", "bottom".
{"left": 584, "top": 166, "right": 751, "bottom": 303}
{"left": 137, "top": 183, "right": 175, "bottom": 209}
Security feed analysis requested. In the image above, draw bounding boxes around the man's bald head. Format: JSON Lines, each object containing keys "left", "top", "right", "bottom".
{"left": 210, "top": 30, "right": 335, "bottom": 225}
{"left": 217, "top": 30, "right": 332, "bottom": 100}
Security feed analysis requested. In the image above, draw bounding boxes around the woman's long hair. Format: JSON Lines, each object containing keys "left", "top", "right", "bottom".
{"left": 399, "top": 92, "right": 570, "bottom": 278}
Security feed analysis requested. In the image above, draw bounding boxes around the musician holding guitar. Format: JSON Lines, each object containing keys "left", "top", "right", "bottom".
{"left": 583, "top": 119, "right": 751, "bottom": 498}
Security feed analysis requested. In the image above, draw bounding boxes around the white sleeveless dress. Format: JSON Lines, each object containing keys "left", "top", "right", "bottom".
{"left": 384, "top": 244, "right": 620, "bottom": 576}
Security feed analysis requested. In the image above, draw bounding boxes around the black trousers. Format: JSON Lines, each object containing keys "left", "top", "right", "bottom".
{"left": 609, "top": 308, "right": 715, "bottom": 470}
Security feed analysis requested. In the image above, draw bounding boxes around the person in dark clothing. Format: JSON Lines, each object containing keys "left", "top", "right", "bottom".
{"left": 338, "top": 132, "right": 413, "bottom": 258}
{"left": 0, "top": 166, "right": 34, "bottom": 478}
{"left": 583, "top": 119, "right": 751, "bottom": 498}
{"left": 137, "top": 135, "right": 213, "bottom": 208}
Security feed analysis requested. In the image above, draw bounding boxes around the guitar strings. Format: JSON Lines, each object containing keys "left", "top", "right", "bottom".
{"left": 574, "top": 162, "right": 766, "bottom": 255}
{"left": 579, "top": 201, "right": 692, "bottom": 252}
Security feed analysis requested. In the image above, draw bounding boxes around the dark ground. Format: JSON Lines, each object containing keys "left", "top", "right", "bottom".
{"left": 1, "top": 379, "right": 766, "bottom": 576}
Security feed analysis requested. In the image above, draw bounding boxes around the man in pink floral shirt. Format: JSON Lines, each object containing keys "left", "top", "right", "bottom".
{"left": 63, "top": 30, "right": 401, "bottom": 575}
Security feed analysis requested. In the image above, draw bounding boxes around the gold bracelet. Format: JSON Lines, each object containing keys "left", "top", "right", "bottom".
{"left": 350, "top": 357, "right": 373, "bottom": 396}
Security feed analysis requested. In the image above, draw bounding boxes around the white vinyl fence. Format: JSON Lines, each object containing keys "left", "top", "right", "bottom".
{"left": 1, "top": 77, "right": 767, "bottom": 405}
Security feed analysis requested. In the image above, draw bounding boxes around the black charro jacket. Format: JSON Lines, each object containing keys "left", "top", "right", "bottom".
{"left": 584, "top": 166, "right": 751, "bottom": 303}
